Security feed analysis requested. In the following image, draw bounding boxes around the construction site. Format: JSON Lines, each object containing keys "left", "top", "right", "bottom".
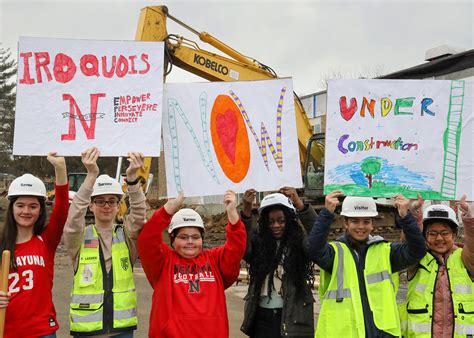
{"left": 0, "top": 2, "right": 472, "bottom": 338}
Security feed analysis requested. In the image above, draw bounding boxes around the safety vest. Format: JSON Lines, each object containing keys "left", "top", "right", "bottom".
{"left": 316, "top": 241, "right": 400, "bottom": 338}
{"left": 399, "top": 249, "right": 474, "bottom": 337}
{"left": 70, "top": 225, "right": 137, "bottom": 334}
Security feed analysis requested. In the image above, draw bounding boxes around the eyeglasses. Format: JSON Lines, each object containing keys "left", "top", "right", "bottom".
{"left": 175, "top": 234, "right": 202, "bottom": 242}
{"left": 93, "top": 199, "right": 119, "bottom": 207}
{"left": 427, "top": 230, "right": 453, "bottom": 238}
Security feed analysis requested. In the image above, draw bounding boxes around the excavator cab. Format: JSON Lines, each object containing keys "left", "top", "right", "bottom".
{"left": 303, "top": 133, "right": 325, "bottom": 199}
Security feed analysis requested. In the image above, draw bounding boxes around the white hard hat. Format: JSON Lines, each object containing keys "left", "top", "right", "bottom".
{"left": 422, "top": 204, "right": 458, "bottom": 231}
{"left": 8, "top": 174, "right": 46, "bottom": 199}
{"left": 258, "top": 193, "right": 296, "bottom": 213}
{"left": 341, "top": 196, "right": 378, "bottom": 217}
{"left": 91, "top": 175, "right": 124, "bottom": 197}
{"left": 168, "top": 208, "right": 204, "bottom": 234}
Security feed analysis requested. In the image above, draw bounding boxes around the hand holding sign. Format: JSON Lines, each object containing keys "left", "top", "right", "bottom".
{"left": 126, "top": 152, "right": 145, "bottom": 182}
{"left": 81, "top": 147, "right": 100, "bottom": 175}
{"left": 459, "top": 194, "right": 472, "bottom": 217}
{"left": 224, "top": 190, "right": 239, "bottom": 225}
{"left": 394, "top": 194, "right": 410, "bottom": 218}
{"left": 242, "top": 189, "right": 257, "bottom": 217}
{"left": 164, "top": 192, "right": 185, "bottom": 216}
{"left": 325, "top": 190, "right": 343, "bottom": 214}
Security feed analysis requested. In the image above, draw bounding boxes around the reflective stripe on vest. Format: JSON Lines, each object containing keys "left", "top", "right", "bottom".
{"left": 70, "top": 225, "right": 137, "bottom": 334}
{"left": 399, "top": 249, "right": 474, "bottom": 338}
{"left": 71, "top": 293, "right": 103, "bottom": 304}
{"left": 324, "top": 242, "right": 351, "bottom": 301}
{"left": 366, "top": 270, "right": 394, "bottom": 287}
{"left": 71, "top": 311, "right": 103, "bottom": 324}
{"left": 456, "top": 323, "right": 474, "bottom": 335}
{"left": 316, "top": 241, "right": 400, "bottom": 337}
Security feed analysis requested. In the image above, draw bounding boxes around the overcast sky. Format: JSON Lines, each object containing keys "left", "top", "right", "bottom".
{"left": 1, "top": 0, "right": 472, "bottom": 95}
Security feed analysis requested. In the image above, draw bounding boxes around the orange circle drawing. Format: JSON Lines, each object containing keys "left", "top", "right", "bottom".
{"left": 210, "top": 94, "right": 250, "bottom": 183}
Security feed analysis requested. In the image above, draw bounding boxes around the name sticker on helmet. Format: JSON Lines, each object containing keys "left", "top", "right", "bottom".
{"left": 183, "top": 217, "right": 196, "bottom": 222}
{"left": 20, "top": 183, "right": 33, "bottom": 187}
{"left": 354, "top": 206, "right": 369, "bottom": 210}
{"left": 98, "top": 183, "right": 112, "bottom": 186}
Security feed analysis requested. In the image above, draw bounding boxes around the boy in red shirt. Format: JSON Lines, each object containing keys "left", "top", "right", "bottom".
{"left": 137, "top": 190, "right": 246, "bottom": 338}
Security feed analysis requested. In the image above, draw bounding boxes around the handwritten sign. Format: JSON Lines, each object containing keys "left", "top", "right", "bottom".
{"left": 325, "top": 79, "right": 473, "bottom": 200}
{"left": 163, "top": 78, "right": 302, "bottom": 197}
{"left": 13, "top": 37, "right": 164, "bottom": 156}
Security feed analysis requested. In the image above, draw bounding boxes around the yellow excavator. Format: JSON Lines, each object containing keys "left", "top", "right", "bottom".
{"left": 131, "top": 6, "right": 407, "bottom": 239}
{"left": 135, "top": 5, "right": 325, "bottom": 200}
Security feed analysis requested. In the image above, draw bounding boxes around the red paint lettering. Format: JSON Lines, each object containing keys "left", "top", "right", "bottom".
{"left": 34, "top": 52, "right": 52, "bottom": 83}
{"left": 53, "top": 53, "right": 77, "bottom": 84}
{"left": 116, "top": 55, "right": 129, "bottom": 78}
{"left": 61, "top": 93, "right": 106, "bottom": 140}
{"left": 19, "top": 52, "right": 35, "bottom": 84}
{"left": 339, "top": 96, "right": 358, "bottom": 121}
{"left": 139, "top": 53, "right": 150, "bottom": 74}
{"left": 102, "top": 55, "right": 116, "bottom": 78}
{"left": 128, "top": 55, "right": 138, "bottom": 74}
{"left": 80, "top": 54, "right": 100, "bottom": 77}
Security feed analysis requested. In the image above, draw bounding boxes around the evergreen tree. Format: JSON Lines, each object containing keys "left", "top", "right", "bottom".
{"left": 0, "top": 46, "right": 16, "bottom": 174}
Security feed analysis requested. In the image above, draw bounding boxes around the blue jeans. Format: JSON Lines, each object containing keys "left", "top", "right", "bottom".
{"left": 39, "top": 334, "right": 56, "bottom": 338}
{"left": 73, "top": 332, "right": 133, "bottom": 338}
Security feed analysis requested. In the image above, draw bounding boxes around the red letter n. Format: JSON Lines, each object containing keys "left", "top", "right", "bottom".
{"left": 61, "top": 93, "right": 106, "bottom": 140}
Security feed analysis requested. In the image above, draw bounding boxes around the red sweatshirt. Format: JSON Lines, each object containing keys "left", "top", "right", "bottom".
{"left": 137, "top": 207, "right": 246, "bottom": 338}
{"left": 5, "top": 183, "right": 69, "bottom": 338}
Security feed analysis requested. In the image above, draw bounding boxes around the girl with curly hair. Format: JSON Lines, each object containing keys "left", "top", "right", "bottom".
{"left": 240, "top": 190, "right": 316, "bottom": 338}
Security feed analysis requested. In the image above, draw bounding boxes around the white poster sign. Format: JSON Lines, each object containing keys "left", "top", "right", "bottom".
{"left": 325, "top": 79, "right": 473, "bottom": 200}
{"left": 14, "top": 37, "right": 164, "bottom": 156}
{"left": 163, "top": 78, "right": 302, "bottom": 197}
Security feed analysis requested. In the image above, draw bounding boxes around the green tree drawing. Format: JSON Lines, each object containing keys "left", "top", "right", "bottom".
{"left": 361, "top": 158, "right": 381, "bottom": 188}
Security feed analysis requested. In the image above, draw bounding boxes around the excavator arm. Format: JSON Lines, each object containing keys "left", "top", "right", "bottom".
{"left": 135, "top": 5, "right": 314, "bottom": 166}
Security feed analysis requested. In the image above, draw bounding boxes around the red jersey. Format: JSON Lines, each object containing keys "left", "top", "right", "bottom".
{"left": 137, "top": 207, "right": 246, "bottom": 338}
{"left": 4, "top": 183, "right": 69, "bottom": 338}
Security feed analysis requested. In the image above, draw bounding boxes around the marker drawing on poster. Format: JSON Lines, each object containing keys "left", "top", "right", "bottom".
{"left": 14, "top": 37, "right": 164, "bottom": 156}
{"left": 163, "top": 78, "right": 302, "bottom": 197}
{"left": 325, "top": 79, "right": 473, "bottom": 200}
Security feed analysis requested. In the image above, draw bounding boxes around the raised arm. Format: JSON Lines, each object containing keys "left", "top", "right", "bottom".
{"left": 241, "top": 189, "right": 256, "bottom": 262}
{"left": 122, "top": 152, "right": 147, "bottom": 265}
{"left": 138, "top": 193, "right": 184, "bottom": 286}
{"left": 307, "top": 190, "right": 341, "bottom": 272}
{"left": 43, "top": 152, "right": 69, "bottom": 254}
{"left": 63, "top": 147, "right": 99, "bottom": 263}
{"left": 390, "top": 194, "right": 426, "bottom": 272}
{"left": 216, "top": 190, "right": 246, "bottom": 288}
{"left": 460, "top": 195, "right": 474, "bottom": 277}
{"left": 280, "top": 186, "right": 318, "bottom": 233}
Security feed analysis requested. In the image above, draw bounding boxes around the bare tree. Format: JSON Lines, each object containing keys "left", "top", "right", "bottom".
{"left": 319, "top": 64, "right": 387, "bottom": 89}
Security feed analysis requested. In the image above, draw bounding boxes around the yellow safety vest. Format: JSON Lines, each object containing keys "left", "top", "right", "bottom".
{"left": 399, "top": 249, "right": 474, "bottom": 337}
{"left": 70, "top": 225, "right": 137, "bottom": 334}
{"left": 316, "top": 241, "right": 400, "bottom": 337}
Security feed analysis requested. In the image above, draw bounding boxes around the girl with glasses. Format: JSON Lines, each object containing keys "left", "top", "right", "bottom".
{"left": 400, "top": 196, "right": 474, "bottom": 337}
{"left": 63, "top": 147, "right": 146, "bottom": 338}
{"left": 137, "top": 190, "right": 246, "bottom": 338}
